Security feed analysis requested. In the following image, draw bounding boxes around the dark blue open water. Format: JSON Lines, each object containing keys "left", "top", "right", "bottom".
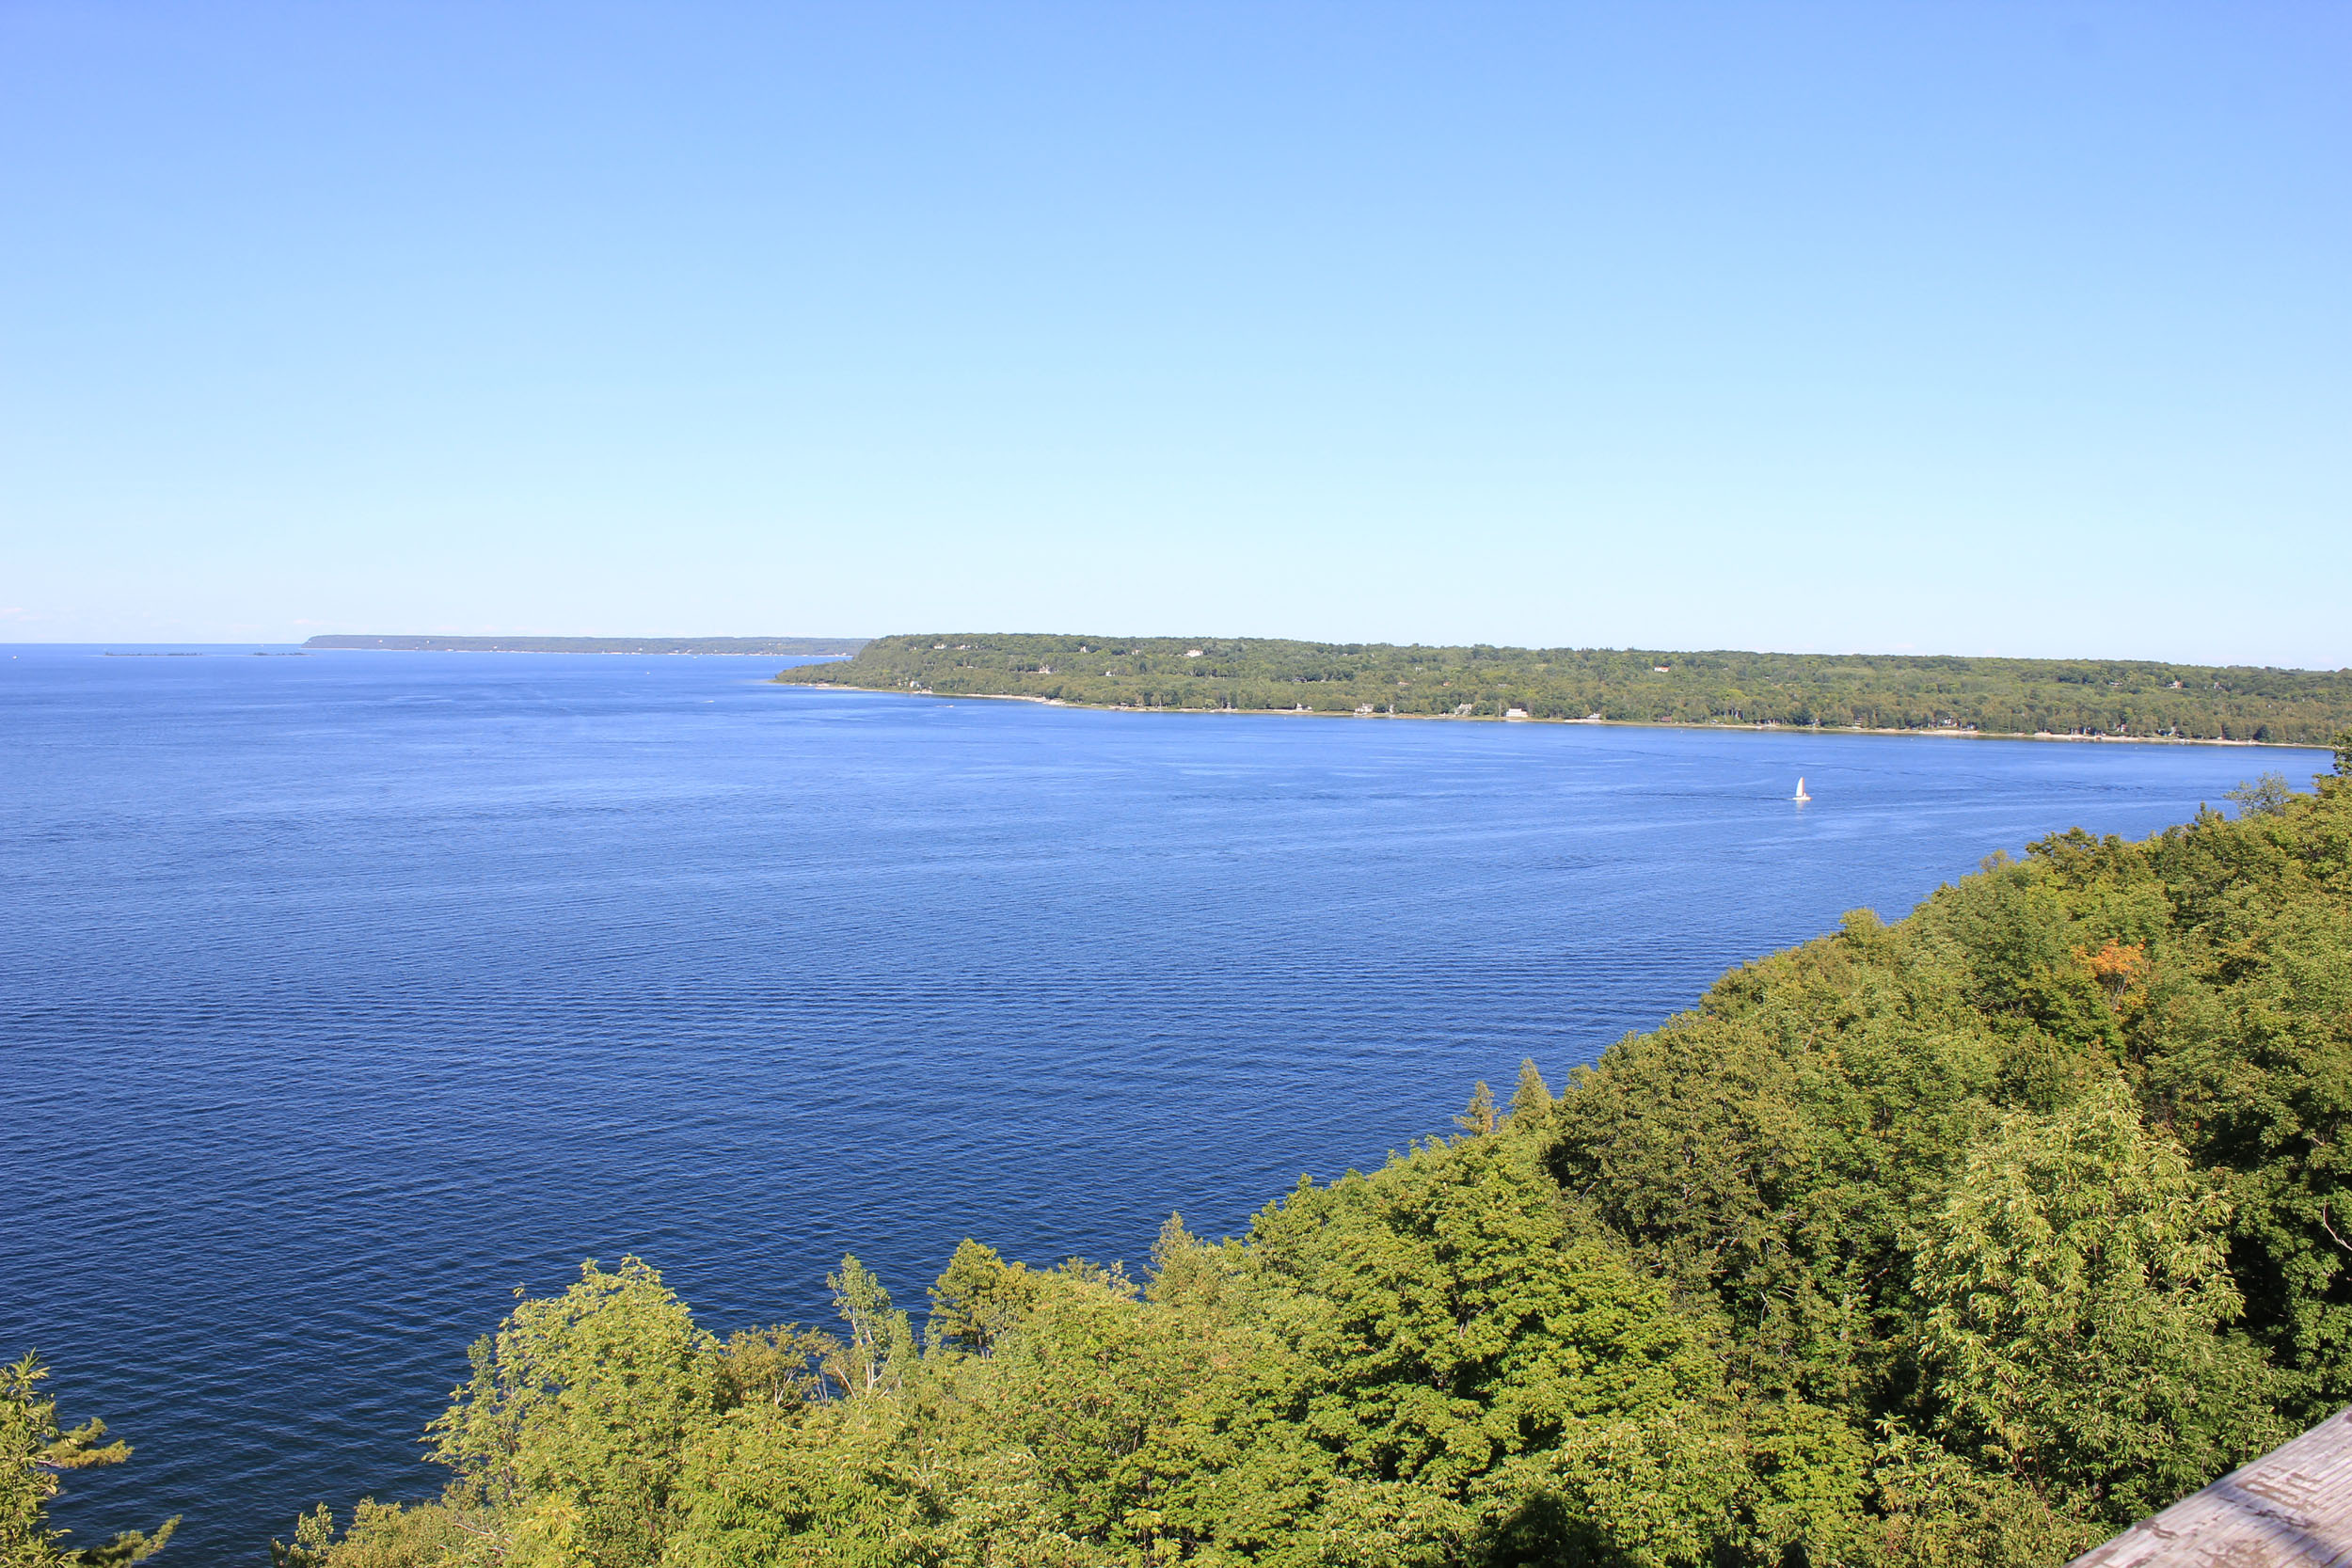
{"left": 2, "top": 646, "right": 2325, "bottom": 1559}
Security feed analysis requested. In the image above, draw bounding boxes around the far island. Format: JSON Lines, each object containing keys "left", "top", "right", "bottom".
{"left": 778, "top": 633, "right": 2352, "bottom": 745}
{"left": 307, "top": 635, "right": 865, "bottom": 657}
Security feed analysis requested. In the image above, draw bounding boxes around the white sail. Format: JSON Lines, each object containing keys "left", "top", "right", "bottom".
{"left": 1793, "top": 776, "right": 1811, "bottom": 801}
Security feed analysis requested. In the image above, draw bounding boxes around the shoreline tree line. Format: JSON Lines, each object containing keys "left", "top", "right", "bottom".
{"left": 780, "top": 635, "right": 2352, "bottom": 744}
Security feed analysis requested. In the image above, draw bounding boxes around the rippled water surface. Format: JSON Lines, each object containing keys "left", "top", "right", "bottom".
{"left": 3, "top": 646, "right": 2321, "bottom": 1558}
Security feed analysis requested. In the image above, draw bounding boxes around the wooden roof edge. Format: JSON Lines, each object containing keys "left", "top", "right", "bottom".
{"left": 2069, "top": 1406, "right": 2352, "bottom": 1568}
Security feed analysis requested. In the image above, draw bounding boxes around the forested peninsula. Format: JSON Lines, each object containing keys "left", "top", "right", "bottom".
{"left": 15, "top": 745, "right": 2349, "bottom": 1567}
{"left": 780, "top": 635, "right": 2352, "bottom": 744}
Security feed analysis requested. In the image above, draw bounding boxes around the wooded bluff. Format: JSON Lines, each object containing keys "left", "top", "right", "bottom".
{"left": 10, "top": 743, "right": 2350, "bottom": 1567}
{"left": 782, "top": 635, "right": 2352, "bottom": 744}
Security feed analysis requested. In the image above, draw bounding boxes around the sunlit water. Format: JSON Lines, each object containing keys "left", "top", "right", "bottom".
{"left": 2, "top": 646, "right": 2322, "bottom": 1559}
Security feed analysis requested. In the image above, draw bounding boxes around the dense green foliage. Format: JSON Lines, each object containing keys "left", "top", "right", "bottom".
{"left": 2, "top": 1355, "right": 175, "bottom": 1566}
{"left": 252, "top": 741, "right": 2352, "bottom": 1566}
{"left": 306, "top": 637, "right": 866, "bottom": 656}
{"left": 782, "top": 635, "right": 2352, "bottom": 743}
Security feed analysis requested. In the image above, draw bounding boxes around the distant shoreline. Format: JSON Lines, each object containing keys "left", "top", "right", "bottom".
{"left": 785, "top": 682, "right": 2324, "bottom": 751}
{"left": 785, "top": 634, "right": 2351, "bottom": 747}
{"left": 304, "top": 635, "right": 864, "bottom": 657}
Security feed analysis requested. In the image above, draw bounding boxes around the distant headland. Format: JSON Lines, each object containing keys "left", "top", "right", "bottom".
{"left": 305, "top": 635, "right": 866, "bottom": 656}
{"left": 780, "top": 634, "right": 2352, "bottom": 746}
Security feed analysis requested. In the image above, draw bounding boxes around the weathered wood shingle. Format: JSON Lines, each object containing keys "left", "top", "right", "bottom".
{"left": 2071, "top": 1407, "right": 2352, "bottom": 1568}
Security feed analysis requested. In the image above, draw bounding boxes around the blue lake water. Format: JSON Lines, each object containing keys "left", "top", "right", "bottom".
{"left": 1, "top": 646, "right": 2326, "bottom": 1559}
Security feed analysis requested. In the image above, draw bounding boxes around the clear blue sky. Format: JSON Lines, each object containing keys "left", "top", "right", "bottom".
{"left": 3, "top": 3, "right": 2345, "bottom": 664}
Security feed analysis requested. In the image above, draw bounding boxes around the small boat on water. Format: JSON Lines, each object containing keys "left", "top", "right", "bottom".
{"left": 1793, "top": 777, "right": 1811, "bottom": 802}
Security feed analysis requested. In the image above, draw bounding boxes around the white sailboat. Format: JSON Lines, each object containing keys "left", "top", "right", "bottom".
{"left": 1793, "top": 777, "right": 1811, "bottom": 802}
